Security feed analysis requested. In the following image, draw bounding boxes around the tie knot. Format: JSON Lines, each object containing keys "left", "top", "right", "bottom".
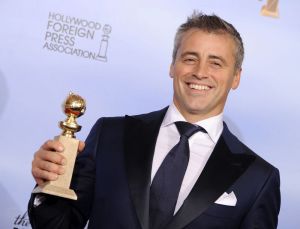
{"left": 175, "top": 121, "right": 206, "bottom": 139}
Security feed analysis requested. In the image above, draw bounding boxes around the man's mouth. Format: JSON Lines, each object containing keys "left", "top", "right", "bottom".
{"left": 188, "top": 83, "right": 211, "bottom": 91}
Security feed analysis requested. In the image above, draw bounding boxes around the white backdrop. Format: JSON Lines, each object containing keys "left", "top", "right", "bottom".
{"left": 0, "top": 0, "right": 299, "bottom": 228}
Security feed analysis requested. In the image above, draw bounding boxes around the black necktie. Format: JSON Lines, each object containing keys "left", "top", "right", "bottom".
{"left": 149, "top": 121, "right": 206, "bottom": 229}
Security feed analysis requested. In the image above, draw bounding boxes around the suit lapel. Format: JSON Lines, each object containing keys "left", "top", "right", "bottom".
{"left": 166, "top": 125, "right": 255, "bottom": 229}
{"left": 124, "top": 108, "right": 168, "bottom": 229}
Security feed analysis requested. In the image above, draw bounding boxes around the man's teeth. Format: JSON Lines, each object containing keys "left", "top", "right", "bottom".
{"left": 189, "top": 84, "right": 210, "bottom": 90}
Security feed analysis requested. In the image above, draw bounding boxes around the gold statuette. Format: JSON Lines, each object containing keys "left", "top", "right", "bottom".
{"left": 32, "top": 92, "right": 86, "bottom": 200}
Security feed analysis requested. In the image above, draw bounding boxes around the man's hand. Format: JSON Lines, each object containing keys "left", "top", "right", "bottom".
{"left": 31, "top": 140, "right": 85, "bottom": 186}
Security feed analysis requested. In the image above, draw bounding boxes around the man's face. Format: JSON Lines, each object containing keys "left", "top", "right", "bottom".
{"left": 170, "top": 29, "right": 241, "bottom": 122}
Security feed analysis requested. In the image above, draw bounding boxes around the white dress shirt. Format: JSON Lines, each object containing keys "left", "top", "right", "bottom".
{"left": 151, "top": 103, "right": 223, "bottom": 213}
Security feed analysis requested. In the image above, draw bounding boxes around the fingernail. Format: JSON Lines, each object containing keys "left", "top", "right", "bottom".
{"left": 58, "top": 146, "right": 64, "bottom": 152}
{"left": 61, "top": 159, "right": 66, "bottom": 165}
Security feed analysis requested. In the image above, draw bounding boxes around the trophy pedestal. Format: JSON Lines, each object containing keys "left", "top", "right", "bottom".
{"left": 261, "top": 5, "right": 279, "bottom": 18}
{"left": 32, "top": 135, "right": 79, "bottom": 200}
{"left": 32, "top": 183, "right": 77, "bottom": 200}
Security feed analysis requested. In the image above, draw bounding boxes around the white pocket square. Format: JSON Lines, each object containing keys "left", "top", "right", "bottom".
{"left": 214, "top": 191, "right": 237, "bottom": 206}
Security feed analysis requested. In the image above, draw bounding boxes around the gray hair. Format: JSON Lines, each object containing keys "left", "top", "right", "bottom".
{"left": 172, "top": 11, "right": 244, "bottom": 70}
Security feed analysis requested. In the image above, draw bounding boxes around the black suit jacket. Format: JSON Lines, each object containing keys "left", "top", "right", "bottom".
{"left": 28, "top": 107, "right": 280, "bottom": 229}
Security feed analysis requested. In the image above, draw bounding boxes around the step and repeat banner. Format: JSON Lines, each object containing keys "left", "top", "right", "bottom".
{"left": 0, "top": 0, "right": 299, "bottom": 228}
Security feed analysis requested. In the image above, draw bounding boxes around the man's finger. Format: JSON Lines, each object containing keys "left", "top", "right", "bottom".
{"left": 32, "top": 167, "right": 59, "bottom": 182}
{"left": 78, "top": 141, "right": 85, "bottom": 153}
{"left": 42, "top": 140, "right": 64, "bottom": 152}
{"left": 34, "top": 150, "right": 66, "bottom": 165}
{"left": 35, "top": 178, "right": 45, "bottom": 186}
{"left": 36, "top": 159, "right": 65, "bottom": 175}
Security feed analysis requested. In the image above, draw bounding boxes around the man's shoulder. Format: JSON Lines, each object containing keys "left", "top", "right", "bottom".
{"left": 223, "top": 123, "right": 278, "bottom": 173}
{"left": 129, "top": 107, "right": 168, "bottom": 121}
{"left": 95, "top": 107, "right": 168, "bottom": 123}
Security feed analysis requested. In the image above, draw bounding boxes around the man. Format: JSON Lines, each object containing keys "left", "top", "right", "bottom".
{"left": 28, "top": 12, "right": 280, "bottom": 229}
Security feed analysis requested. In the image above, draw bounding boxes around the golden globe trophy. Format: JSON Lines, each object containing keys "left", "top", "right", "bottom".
{"left": 32, "top": 92, "right": 86, "bottom": 200}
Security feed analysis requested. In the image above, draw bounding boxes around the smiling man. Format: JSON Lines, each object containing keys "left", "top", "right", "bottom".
{"left": 28, "top": 12, "right": 280, "bottom": 229}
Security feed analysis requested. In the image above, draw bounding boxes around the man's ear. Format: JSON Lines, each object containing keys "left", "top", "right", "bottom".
{"left": 231, "top": 68, "right": 242, "bottom": 90}
{"left": 169, "top": 64, "right": 174, "bottom": 78}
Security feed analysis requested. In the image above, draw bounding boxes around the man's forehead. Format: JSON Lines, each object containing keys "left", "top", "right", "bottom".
{"left": 179, "top": 29, "right": 234, "bottom": 49}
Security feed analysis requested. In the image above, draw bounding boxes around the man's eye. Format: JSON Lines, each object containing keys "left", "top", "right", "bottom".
{"left": 211, "top": 62, "right": 222, "bottom": 67}
{"left": 183, "top": 58, "right": 196, "bottom": 64}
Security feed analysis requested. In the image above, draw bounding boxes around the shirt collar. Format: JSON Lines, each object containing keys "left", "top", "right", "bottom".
{"left": 161, "top": 103, "right": 223, "bottom": 143}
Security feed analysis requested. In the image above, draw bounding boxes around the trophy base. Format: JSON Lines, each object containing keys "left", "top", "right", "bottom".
{"left": 32, "top": 184, "right": 77, "bottom": 200}
{"left": 261, "top": 5, "right": 279, "bottom": 18}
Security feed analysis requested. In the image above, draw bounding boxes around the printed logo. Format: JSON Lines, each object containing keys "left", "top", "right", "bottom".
{"left": 13, "top": 211, "right": 30, "bottom": 229}
{"left": 43, "top": 12, "right": 112, "bottom": 62}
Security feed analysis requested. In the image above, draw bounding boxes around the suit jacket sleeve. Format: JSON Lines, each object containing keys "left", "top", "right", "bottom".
{"left": 28, "top": 119, "right": 104, "bottom": 229}
{"left": 240, "top": 167, "right": 281, "bottom": 229}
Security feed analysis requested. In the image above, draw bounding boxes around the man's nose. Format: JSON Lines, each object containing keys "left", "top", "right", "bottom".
{"left": 193, "top": 62, "right": 208, "bottom": 79}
